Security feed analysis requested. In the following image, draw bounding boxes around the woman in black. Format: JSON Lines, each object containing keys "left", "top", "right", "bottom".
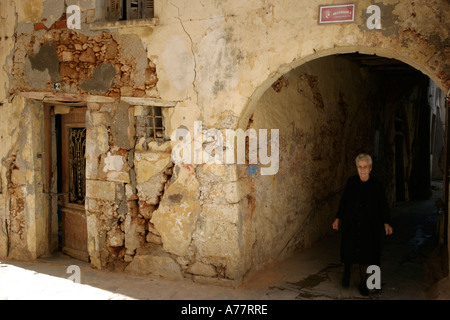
{"left": 332, "top": 154, "right": 393, "bottom": 296}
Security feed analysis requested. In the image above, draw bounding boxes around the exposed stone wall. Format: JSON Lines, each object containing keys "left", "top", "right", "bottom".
{"left": 0, "top": 97, "right": 45, "bottom": 260}
{"left": 10, "top": 29, "right": 157, "bottom": 97}
{"left": 1, "top": 0, "right": 449, "bottom": 284}
{"left": 0, "top": 0, "right": 16, "bottom": 103}
{"left": 84, "top": 101, "right": 245, "bottom": 284}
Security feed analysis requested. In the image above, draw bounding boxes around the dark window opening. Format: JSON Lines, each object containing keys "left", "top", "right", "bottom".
{"left": 135, "top": 106, "right": 166, "bottom": 145}
{"left": 106, "top": 0, "right": 154, "bottom": 21}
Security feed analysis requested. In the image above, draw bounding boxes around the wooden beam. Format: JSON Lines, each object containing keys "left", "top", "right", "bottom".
{"left": 18, "top": 92, "right": 116, "bottom": 104}
{"left": 120, "top": 96, "right": 178, "bottom": 107}
{"left": 17, "top": 92, "right": 180, "bottom": 107}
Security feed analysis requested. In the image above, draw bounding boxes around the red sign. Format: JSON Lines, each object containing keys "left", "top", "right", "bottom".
{"left": 319, "top": 3, "right": 355, "bottom": 24}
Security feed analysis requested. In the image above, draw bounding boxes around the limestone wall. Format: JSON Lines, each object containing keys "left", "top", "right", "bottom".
{"left": 0, "top": 96, "right": 45, "bottom": 260}
{"left": 0, "top": 0, "right": 449, "bottom": 283}
{"left": 244, "top": 55, "right": 382, "bottom": 269}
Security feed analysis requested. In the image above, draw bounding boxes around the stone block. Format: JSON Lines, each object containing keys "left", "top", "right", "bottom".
{"left": 103, "top": 152, "right": 125, "bottom": 172}
{"left": 86, "top": 214, "right": 101, "bottom": 269}
{"left": 60, "top": 63, "right": 78, "bottom": 78}
{"left": 106, "top": 171, "right": 130, "bottom": 183}
{"left": 89, "top": 112, "right": 107, "bottom": 127}
{"left": 151, "top": 200, "right": 201, "bottom": 257}
{"left": 139, "top": 202, "right": 156, "bottom": 219}
{"left": 124, "top": 214, "right": 145, "bottom": 253}
{"left": 151, "top": 166, "right": 201, "bottom": 257}
{"left": 110, "top": 102, "right": 133, "bottom": 149}
{"left": 86, "top": 125, "right": 109, "bottom": 156}
{"left": 136, "top": 173, "right": 166, "bottom": 205}
{"left": 120, "top": 86, "right": 133, "bottom": 96}
{"left": 133, "top": 105, "right": 144, "bottom": 117}
{"left": 85, "top": 154, "right": 99, "bottom": 180}
{"left": 187, "top": 261, "right": 217, "bottom": 277}
{"left": 107, "top": 227, "right": 124, "bottom": 247}
{"left": 62, "top": 51, "right": 73, "bottom": 62}
{"left": 202, "top": 203, "right": 240, "bottom": 225}
{"left": 125, "top": 184, "right": 137, "bottom": 201}
{"left": 146, "top": 233, "right": 162, "bottom": 245}
{"left": 125, "top": 250, "right": 184, "bottom": 281}
{"left": 134, "top": 151, "right": 172, "bottom": 184}
{"left": 192, "top": 219, "right": 243, "bottom": 279}
{"left": 85, "top": 198, "right": 98, "bottom": 212}
{"left": 79, "top": 47, "right": 96, "bottom": 63}
{"left": 86, "top": 180, "right": 116, "bottom": 201}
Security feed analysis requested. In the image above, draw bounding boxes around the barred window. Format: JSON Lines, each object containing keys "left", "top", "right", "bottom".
{"left": 135, "top": 106, "right": 166, "bottom": 144}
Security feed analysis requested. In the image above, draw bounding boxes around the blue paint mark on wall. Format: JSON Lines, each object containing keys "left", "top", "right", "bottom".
{"left": 246, "top": 164, "right": 258, "bottom": 179}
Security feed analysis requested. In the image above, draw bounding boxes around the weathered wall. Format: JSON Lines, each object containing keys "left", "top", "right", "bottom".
{"left": 0, "top": 0, "right": 16, "bottom": 104}
{"left": 0, "top": 0, "right": 449, "bottom": 283}
{"left": 11, "top": 29, "right": 157, "bottom": 98}
{"left": 0, "top": 96, "right": 45, "bottom": 260}
{"left": 429, "top": 80, "right": 447, "bottom": 180}
{"left": 244, "top": 55, "right": 383, "bottom": 269}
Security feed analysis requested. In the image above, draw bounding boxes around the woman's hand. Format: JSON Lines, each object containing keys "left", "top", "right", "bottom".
{"left": 332, "top": 218, "right": 340, "bottom": 231}
{"left": 384, "top": 223, "right": 393, "bottom": 235}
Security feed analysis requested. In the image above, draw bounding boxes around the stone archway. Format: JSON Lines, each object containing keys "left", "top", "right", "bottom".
{"left": 238, "top": 46, "right": 448, "bottom": 131}
{"left": 235, "top": 46, "right": 447, "bottom": 277}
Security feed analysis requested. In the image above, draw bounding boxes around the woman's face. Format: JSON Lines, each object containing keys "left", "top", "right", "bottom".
{"left": 356, "top": 159, "right": 372, "bottom": 182}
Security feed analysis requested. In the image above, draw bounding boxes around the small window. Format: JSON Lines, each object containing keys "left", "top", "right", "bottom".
{"left": 106, "top": 0, "right": 154, "bottom": 21}
{"left": 135, "top": 106, "right": 166, "bottom": 144}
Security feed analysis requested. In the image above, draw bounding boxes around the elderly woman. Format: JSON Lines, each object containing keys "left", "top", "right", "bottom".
{"left": 332, "top": 153, "right": 393, "bottom": 296}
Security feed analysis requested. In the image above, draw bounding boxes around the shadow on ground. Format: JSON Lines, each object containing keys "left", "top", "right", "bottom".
{"left": 0, "top": 182, "right": 448, "bottom": 300}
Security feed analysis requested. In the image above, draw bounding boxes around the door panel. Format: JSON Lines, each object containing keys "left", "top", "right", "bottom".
{"left": 60, "top": 107, "right": 89, "bottom": 262}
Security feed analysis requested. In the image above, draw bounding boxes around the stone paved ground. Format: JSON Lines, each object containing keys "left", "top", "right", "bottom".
{"left": 0, "top": 183, "right": 449, "bottom": 301}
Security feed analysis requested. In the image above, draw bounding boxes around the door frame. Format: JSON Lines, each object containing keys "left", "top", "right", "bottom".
{"left": 43, "top": 103, "right": 89, "bottom": 261}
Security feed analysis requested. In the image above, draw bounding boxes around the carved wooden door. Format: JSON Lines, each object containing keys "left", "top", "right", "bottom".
{"left": 60, "top": 107, "right": 89, "bottom": 262}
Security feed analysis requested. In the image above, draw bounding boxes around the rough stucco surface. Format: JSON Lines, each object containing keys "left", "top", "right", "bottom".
{"left": 247, "top": 56, "right": 379, "bottom": 267}
{"left": 0, "top": 0, "right": 449, "bottom": 284}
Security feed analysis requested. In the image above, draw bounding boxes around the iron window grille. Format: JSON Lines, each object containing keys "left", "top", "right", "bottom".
{"left": 68, "top": 127, "right": 86, "bottom": 205}
{"left": 135, "top": 106, "right": 166, "bottom": 144}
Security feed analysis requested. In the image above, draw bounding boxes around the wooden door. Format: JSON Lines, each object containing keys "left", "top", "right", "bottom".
{"left": 60, "top": 107, "right": 89, "bottom": 262}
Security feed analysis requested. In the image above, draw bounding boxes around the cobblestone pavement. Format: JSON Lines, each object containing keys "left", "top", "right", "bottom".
{"left": 1, "top": 185, "right": 449, "bottom": 301}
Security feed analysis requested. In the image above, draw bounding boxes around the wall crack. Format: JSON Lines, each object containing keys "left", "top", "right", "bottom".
{"left": 170, "top": 0, "right": 199, "bottom": 104}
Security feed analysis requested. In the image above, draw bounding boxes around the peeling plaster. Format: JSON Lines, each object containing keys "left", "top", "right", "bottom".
{"left": 2, "top": 0, "right": 450, "bottom": 285}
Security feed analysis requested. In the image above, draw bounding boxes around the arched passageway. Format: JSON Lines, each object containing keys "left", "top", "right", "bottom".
{"left": 242, "top": 52, "right": 447, "bottom": 278}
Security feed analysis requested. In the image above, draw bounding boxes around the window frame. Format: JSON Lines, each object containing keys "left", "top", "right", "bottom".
{"left": 105, "top": 0, "right": 154, "bottom": 22}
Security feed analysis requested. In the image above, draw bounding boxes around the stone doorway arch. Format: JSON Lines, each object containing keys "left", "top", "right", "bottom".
{"left": 235, "top": 46, "right": 448, "bottom": 277}
{"left": 239, "top": 46, "right": 448, "bottom": 131}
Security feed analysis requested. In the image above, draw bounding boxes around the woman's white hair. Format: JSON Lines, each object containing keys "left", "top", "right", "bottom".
{"left": 355, "top": 153, "right": 373, "bottom": 167}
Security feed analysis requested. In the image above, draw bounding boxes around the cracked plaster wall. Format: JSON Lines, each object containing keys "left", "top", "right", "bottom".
{"left": 1, "top": 0, "right": 449, "bottom": 284}
{"left": 0, "top": 96, "right": 46, "bottom": 260}
{"left": 144, "top": 0, "right": 450, "bottom": 131}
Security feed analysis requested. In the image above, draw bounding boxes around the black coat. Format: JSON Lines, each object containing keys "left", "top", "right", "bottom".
{"left": 336, "top": 175, "right": 391, "bottom": 265}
